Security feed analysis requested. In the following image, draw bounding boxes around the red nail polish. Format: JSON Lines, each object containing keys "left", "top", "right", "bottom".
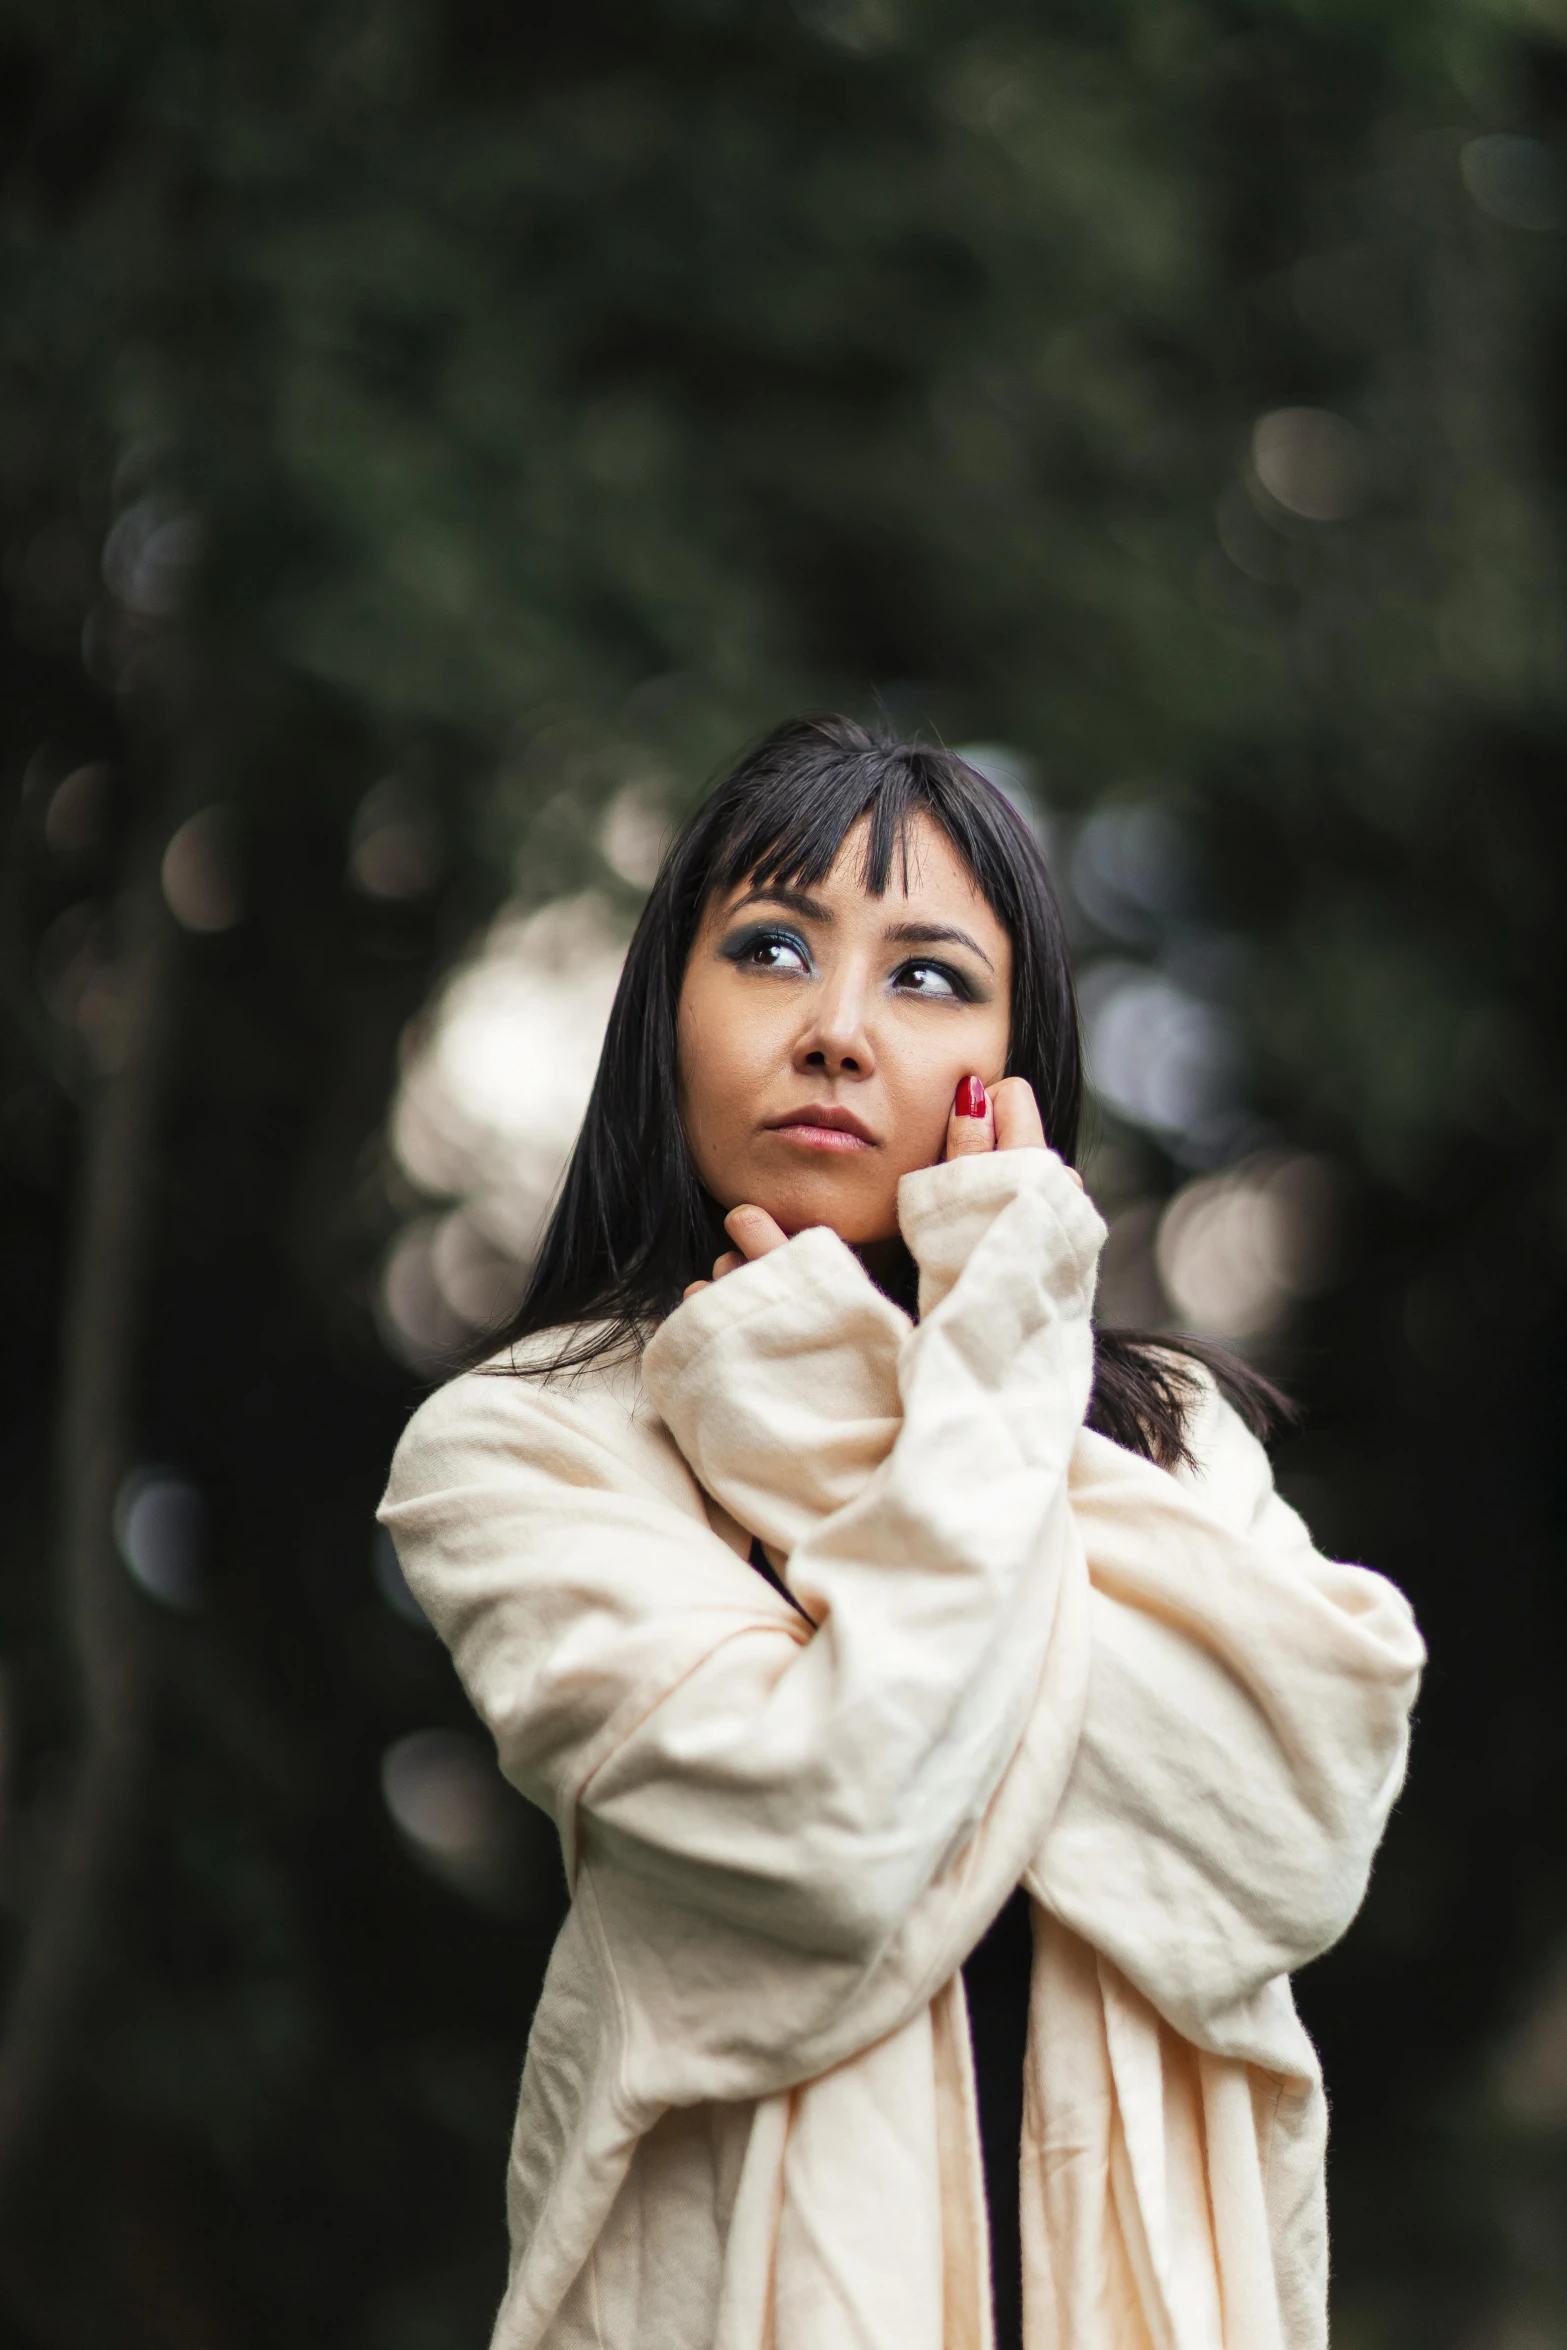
{"left": 954, "top": 1074, "right": 987, "bottom": 1120}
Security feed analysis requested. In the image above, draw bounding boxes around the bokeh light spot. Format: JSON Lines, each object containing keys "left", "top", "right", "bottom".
{"left": 101, "top": 497, "right": 203, "bottom": 618}
{"left": 598, "top": 780, "right": 671, "bottom": 888}
{"left": 1156, "top": 1153, "right": 1339, "bottom": 1338}
{"left": 1082, "top": 961, "right": 1240, "bottom": 1152}
{"left": 1250, "top": 407, "right": 1365, "bottom": 522}
{"left": 1071, "top": 806, "right": 1191, "bottom": 942}
{"left": 114, "top": 1468, "right": 205, "bottom": 1610}
{"left": 376, "top": 894, "right": 628, "bottom": 1366}
{"left": 44, "top": 763, "right": 109, "bottom": 856}
{"left": 162, "top": 808, "right": 241, "bottom": 933}
{"left": 380, "top": 1729, "right": 521, "bottom": 1905}
{"left": 349, "top": 778, "right": 442, "bottom": 901}
{"left": 1461, "top": 134, "right": 1566, "bottom": 235}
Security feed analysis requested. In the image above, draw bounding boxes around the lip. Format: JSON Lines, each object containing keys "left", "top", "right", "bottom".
{"left": 765, "top": 1103, "right": 878, "bottom": 1152}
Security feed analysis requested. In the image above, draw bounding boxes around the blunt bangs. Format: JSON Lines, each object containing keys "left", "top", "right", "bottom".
{"left": 702, "top": 726, "right": 1047, "bottom": 923}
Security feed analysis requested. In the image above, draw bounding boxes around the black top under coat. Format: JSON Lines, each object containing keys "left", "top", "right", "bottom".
{"left": 962, "top": 1886, "right": 1033, "bottom": 2350}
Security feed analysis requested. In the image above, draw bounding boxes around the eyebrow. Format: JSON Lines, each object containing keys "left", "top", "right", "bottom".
{"left": 731, "top": 883, "right": 832, "bottom": 922}
{"left": 883, "top": 919, "right": 995, "bottom": 972}
{"left": 728, "top": 887, "right": 995, "bottom": 973}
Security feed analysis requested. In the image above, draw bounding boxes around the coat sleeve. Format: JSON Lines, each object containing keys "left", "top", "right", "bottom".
{"left": 1030, "top": 1405, "right": 1424, "bottom": 2052}
{"left": 381, "top": 1149, "right": 1105, "bottom": 1968}
{"left": 668, "top": 1196, "right": 1425, "bottom": 2048}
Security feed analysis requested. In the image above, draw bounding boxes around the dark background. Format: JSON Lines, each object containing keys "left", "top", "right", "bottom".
{"left": 0, "top": 1, "right": 1564, "bottom": 2343}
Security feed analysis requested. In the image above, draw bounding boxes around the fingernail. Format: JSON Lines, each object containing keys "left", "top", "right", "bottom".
{"left": 954, "top": 1074, "right": 987, "bottom": 1120}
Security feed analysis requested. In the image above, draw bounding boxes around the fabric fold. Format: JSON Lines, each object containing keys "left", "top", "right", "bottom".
{"left": 380, "top": 1147, "right": 1422, "bottom": 2350}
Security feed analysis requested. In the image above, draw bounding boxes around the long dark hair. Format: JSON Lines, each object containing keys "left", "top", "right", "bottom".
{"left": 489, "top": 715, "right": 1286, "bottom": 1467}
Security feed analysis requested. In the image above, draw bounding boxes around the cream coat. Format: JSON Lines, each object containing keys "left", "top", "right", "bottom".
{"left": 379, "top": 1149, "right": 1424, "bottom": 2350}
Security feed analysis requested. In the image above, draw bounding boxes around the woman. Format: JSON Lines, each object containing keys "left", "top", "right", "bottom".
{"left": 379, "top": 716, "right": 1423, "bottom": 2350}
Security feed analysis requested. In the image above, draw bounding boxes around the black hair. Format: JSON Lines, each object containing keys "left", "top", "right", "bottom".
{"left": 486, "top": 714, "right": 1288, "bottom": 1468}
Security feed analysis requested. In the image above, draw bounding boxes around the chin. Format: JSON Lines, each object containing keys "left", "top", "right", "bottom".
{"left": 753, "top": 1176, "right": 899, "bottom": 1249}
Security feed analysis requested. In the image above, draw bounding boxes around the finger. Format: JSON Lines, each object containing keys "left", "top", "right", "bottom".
{"left": 682, "top": 1280, "right": 711, "bottom": 1300}
{"left": 991, "top": 1076, "right": 1047, "bottom": 1153}
{"left": 723, "top": 1205, "right": 790, "bottom": 1260}
{"left": 711, "top": 1250, "right": 745, "bottom": 1280}
{"left": 944, "top": 1072, "right": 996, "bottom": 1160}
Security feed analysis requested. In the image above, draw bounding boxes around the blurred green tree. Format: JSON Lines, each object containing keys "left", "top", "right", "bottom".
{"left": 0, "top": 0, "right": 1564, "bottom": 2342}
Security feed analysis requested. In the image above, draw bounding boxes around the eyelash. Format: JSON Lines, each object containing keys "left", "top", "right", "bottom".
{"left": 895, "top": 961, "right": 974, "bottom": 1001}
{"left": 721, "top": 924, "right": 814, "bottom": 974}
{"left": 720, "top": 926, "right": 978, "bottom": 1002}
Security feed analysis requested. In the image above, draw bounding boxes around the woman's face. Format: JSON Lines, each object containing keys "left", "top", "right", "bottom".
{"left": 677, "top": 815, "right": 1013, "bottom": 1246}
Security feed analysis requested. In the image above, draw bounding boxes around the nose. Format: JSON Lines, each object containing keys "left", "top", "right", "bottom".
{"left": 794, "top": 966, "right": 876, "bottom": 1081}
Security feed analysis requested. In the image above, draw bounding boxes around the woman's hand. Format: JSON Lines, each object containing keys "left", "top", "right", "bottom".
{"left": 944, "top": 1074, "right": 1084, "bottom": 1184}
{"left": 682, "top": 1204, "right": 790, "bottom": 1300}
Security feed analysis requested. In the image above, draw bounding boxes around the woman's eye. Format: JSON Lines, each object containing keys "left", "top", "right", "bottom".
{"left": 895, "top": 961, "right": 965, "bottom": 999}
{"left": 724, "top": 928, "right": 811, "bottom": 974}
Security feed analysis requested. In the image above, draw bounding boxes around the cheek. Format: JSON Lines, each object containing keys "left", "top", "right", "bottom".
{"left": 882, "top": 1014, "right": 1010, "bottom": 1157}
{"left": 676, "top": 979, "right": 769, "bottom": 1177}
{"left": 884, "top": 1065, "right": 960, "bottom": 1167}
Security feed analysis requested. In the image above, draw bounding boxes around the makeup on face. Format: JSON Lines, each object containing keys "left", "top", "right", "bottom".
{"left": 676, "top": 817, "right": 1013, "bottom": 1247}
